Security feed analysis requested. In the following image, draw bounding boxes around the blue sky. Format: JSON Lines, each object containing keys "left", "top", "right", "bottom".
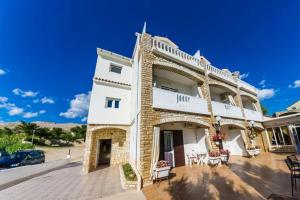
{"left": 0, "top": 0, "right": 299, "bottom": 123}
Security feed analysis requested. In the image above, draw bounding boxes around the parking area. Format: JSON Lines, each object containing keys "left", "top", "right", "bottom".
{"left": 0, "top": 162, "right": 126, "bottom": 200}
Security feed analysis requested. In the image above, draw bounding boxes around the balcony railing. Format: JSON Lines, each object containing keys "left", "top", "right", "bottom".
{"left": 211, "top": 101, "right": 244, "bottom": 119}
{"left": 205, "top": 65, "right": 237, "bottom": 85}
{"left": 238, "top": 79, "right": 258, "bottom": 94}
{"left": 152, "top": 87, "right": 210, "bottom": 115}
{"left": 244, "top": 108, "right": 263, "bottom": 122}
{"left": 151, "top": 37, "right": 257, "bottom": 94}
{"left": 151, "top": 39, "right": 204, "bottom": 71}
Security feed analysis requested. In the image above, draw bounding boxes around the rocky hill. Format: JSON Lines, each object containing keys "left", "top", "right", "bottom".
{"left": 0, "top": 121, "right": 83, "bottom": 131}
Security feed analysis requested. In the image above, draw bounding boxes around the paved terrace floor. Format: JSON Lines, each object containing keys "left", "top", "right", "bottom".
{"left": 143, "top": 153, "right": 300, "bottom": 200}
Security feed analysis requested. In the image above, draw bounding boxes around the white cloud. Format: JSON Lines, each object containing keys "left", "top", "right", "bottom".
{"left": 240, "top": 72, "right": 249, "bottom": 79}
{"left": 60, "top": 92, "right": 91, "bottom": 121}
{"left": 12, "top": 88, "right": 39, "bottom": 98}
{"left": 33, "top": 97, "right": 55, "bottom": 104}
{"left": 259, "top": 80, "right": 266, "bottom": 88}
{"left": 288, "top": 80, "right": 300, "bottom": 88}
{"left": 22, "top": 112, "right": 38, "bottom": 118}
{"left": 41, "top": 97, "right": 55, "bottom": 104}
{"left": 257, "top": 88, "right": 276, "bottom": 100}
{"left": 0, "top": 68, "right": 6, "bottom": 75}
{"left": 8, "top": 107, "right": 24, "bottom": 116}
{"left": 0, "top": 97, "right": 8, "bottom": 103}
{"left": 0, "top": 99, "right": 45, "bottom": 118}
{"left": 39, "top": 110, "right": 46, "bottom": 114}
{"left": 81, "top": 116, "right": 87, "bottom": 122}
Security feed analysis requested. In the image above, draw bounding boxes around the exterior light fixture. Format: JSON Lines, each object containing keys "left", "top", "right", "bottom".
{"left": 213, "top": 116, "right": 223, "bottom": 149}
{"left": 248, "top": 120, "right": 256, "bottom": 146}
{"left": 213, "top": 116, "right": 222, "bottom": 133}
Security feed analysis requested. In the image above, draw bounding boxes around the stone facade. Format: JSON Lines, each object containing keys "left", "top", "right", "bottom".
{"left": 83, "top": 31, "right": 264, "bottom": 186}
{"left": 137, "top": 32, "right": 262, "bottom": 183}
{"left": 83, "top": 125, "right": 130, "bottom": 173}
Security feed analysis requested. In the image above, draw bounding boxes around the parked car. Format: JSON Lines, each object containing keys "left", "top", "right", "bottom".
{"left": 0, "top": 150, "right": 45, "bottom": 168}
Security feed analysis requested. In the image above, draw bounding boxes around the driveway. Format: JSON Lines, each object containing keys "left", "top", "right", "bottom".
{"left": 0, "top": 162, "right": 127, "bottom": 200}
{"left": 143, "top": 153, "right": 299, "bottom": 200}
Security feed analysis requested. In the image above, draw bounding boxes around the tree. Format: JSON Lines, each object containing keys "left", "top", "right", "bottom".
{"left": 70, "top": 125, "right": 87, "bottom": 141}
{"left": 49, "top": 128, "right": 64, "bottom": 139}
{"left": 0, "top": 127, "right": 15, "bottom": 136}
{"left": 35, "top": 127, "right": 50, "bottom": 140}
{"left": 260, "top": 103, "right": 268, "bottom": 115}
{"left": 15, "top": 121, "right": 39, "bottom": 135}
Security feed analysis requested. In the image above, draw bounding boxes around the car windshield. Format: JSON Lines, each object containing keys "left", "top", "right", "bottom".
{"left": 11, "top": 152, "right": 29, "bottom": 160}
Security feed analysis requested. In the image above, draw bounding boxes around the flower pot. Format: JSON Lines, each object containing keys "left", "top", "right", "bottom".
{"left": 153, "top": 166, "right": 171, "bottom": 179}
{"left": 247, "top": 149, "right": 256, "bottom": 157}
{"left": 220, "top": 154, "right": 228, "bottom": 162}
{"left": 254, "top": 148, "right": 261, "bottom": 155}
{"left": 208, "top": 157, "right": 220, "bottom": 165}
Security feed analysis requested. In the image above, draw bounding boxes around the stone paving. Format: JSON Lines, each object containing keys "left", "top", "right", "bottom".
{"left": 0, "top": 162, "right": 127, "bottom": 200}
{"left": 143, "top": 153, "right": 300, "bottom": 200}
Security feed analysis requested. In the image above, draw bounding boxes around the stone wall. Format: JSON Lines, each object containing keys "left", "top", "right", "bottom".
{"left": 82, "top": 125, "right": 130, "bottom": 173}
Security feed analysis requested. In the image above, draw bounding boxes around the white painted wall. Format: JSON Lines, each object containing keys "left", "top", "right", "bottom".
{"left": 221, "top": 126, "right": 247, "bottom": 156}
{"left": 94, "top": 54, "right": 132, "bottom": 85}
{"left": 88, "top": 83, "right": 131, "bottom": 125}
{"left": 159, "top": 123, "right": 208, "bottom": 165}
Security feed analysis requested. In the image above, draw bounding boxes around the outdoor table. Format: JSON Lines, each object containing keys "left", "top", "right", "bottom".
{"left": 196, "top": 152, "right": 208, "bottom": 166}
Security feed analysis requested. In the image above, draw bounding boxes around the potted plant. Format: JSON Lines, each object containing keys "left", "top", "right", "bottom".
{"left": 212, "top": 133, "right": 226, "bottom": 146}
{"left": 219, "top": 149, "right": 230, "bottom": 163}
{"left": 153, "top": 160, "right": 171, "bottom": 180}
{"left": 246, "top": 147, "right": 256, "bottom": 157}
{"left": 208, "top": 151, "right": 221, "bottom": 165}
{"left": 254, "top": 146, "right": 261, "bottom": 155}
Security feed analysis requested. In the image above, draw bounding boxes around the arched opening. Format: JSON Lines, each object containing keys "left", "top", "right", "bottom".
{"left": 152, "top": 119, "right": 210, "bottom": 167}
{"left": 209, "top": 84, "right": 237, "bottom": 105}
{"left": 241, "top": 94, "right": 258, "bottom": 111}
{"left": 88, "top": 127, "right": 128, "bottom": 171}
{"left": 209, "top": 84, "right": 243, "bottom": 119}
{"left": 153, "top": 68, "right": 204, "bottom": 98}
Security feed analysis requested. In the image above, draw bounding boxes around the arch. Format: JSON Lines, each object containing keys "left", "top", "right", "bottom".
{"left": 220, "top": 122, "right": 246, "bottom": 130}
{"left": 154, "top": 116, "right": 210, "bottom": 128}
{"left": 209, "top": 81, "right": 237, "bottom": 95}
{"left": 153, "top": 60, "right": 205, "bottom": 84}
{"left": 89, "top": 126, "right": 128, "bottom": 133}
{"left": 240, "top": 92, "right": 258, "bottom": 103}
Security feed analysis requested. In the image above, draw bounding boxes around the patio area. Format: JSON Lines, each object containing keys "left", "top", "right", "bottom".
{"left": 143, "top": 153, "right": 300, "bottom": 200}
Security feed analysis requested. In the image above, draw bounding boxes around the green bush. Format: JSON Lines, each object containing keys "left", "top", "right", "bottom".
{"left": 0, "top": 134, "right": 33, "bottom": 154}
{"left": 122, "top": 163, "right": 137, "bottom": 181}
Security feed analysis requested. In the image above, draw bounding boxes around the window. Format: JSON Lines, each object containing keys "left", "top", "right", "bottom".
{"left": 110, "top": 64, "right": 122, "bottom": 74}
{"left": 106, "top": 98, "right": 120, "bottom": 108}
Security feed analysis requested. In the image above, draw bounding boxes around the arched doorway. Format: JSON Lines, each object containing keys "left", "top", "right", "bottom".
{"left": 153, "top": 118, "right": 210, "bottom": 167}
{"left": 88, "top": 127, "right": 128, "bottom": 171}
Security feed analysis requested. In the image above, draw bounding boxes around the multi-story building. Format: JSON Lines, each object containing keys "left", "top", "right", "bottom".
{"left": 82, "top": 25, "right": 265, "bottom": 185}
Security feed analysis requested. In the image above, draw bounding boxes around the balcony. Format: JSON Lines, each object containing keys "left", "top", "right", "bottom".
{"left": 244, "top": 108, "right": 263, "bottom": 122}
{"left": 206, "top": 65, "right": 237, "bottom": 85}
{"left": 151, "top": 39, "right": 205, "bottom": 71}
{"left": 152, "top": 87, "right": 210, "bottom": 115}
{"left": 238, "top": 79, "right": 258, "bottom": 94}
{"left": 211, "top": 101, "right": 244, "bottom": 119}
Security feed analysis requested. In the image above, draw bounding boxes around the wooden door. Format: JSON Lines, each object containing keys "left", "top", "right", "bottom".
{"left": 173, "top": 130, "right": 185, "bottom": 167}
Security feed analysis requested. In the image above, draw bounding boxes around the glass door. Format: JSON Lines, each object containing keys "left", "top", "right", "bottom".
{"left": 293, "top": 125, "right": 300, "bottom": 154}
{"left": 163, "top": 131, "right": 175, "bottom": 167}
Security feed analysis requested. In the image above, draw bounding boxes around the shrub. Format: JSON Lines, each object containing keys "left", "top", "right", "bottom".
{"left": 122, "top": 163, "right": 137, "bottom": 181}
{"left": 0, "top": 134, "right": 33, "bottom": 154}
